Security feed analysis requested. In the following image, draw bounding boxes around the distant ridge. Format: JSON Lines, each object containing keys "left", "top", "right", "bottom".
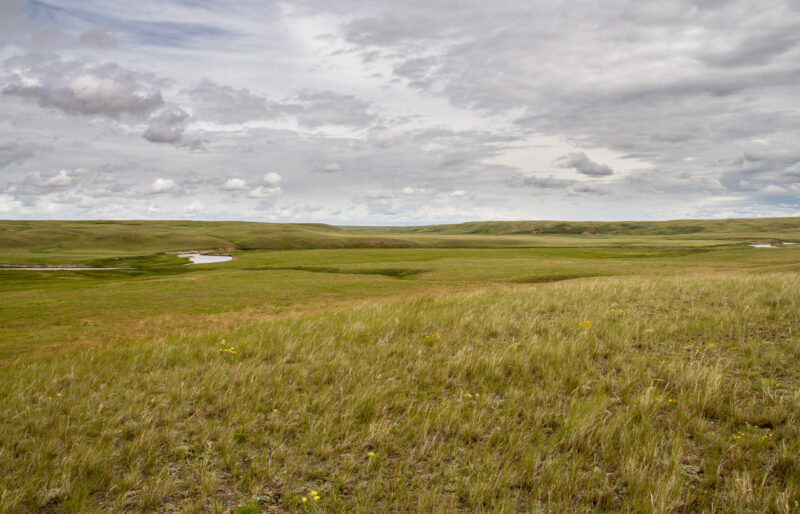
{"left": 382, "top": 217, "right": 800, "bottom": 236}
{"left": 1, "top": 217, "right": 798, "bottom": 253}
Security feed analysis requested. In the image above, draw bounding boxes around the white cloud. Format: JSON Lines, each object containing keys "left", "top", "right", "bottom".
{"left": 249, "top": 185, "right": 281, "bottom": 198}
{"left": 222, "top": 178, "right": 247, "bottom": 190}
{"left": 42, "top": 169, "right": 76, "bottom": 188}
{"left": 556, "top": 153, "right": 614, "bottom": 177}
{"left": 263, "top": 172, "right": 282, "bottom": 185}
{"left": 150, "top": 178, "right": 176, "bottom": 193}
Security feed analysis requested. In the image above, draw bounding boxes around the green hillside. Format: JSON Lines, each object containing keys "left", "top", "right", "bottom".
{"left": 384, "top": 217, "right": 800, "bottom": 238}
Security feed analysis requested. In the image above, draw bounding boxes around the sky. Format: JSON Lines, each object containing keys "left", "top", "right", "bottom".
{"left": 1, "top": 0, "right": 799, "bottom": 224}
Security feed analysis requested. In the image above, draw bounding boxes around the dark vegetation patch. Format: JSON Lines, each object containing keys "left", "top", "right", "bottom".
{"left": 535, "top": 248, "right": 705, "bottom": 259}
{"left": 247, "top": 265, "right": 432, "bottom": 279}
{"left": 513, "top": 273, "right": 606, "bottom": 284}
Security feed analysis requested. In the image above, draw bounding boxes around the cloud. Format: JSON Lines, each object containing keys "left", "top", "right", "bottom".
{"left": 509, "top": 174, "right": 575, "bottom": 190}
{"left": 508, "top": 172, "right": 611, "bottom": 196}
{"left": 555, "top": 152, "right": 614, "bottom": 177}
{"left": 2, "top": 168, "right": 87, "bottom": 198}
{"left": 5, "top": 66, "right": 163, "bottom": 118}
{"left": 39, "top": 169, "right": 76, "bottom": 188}
{"left": 399, "top": 186, "right": 433, "bottom": 196}
{"left": 393, "top": 57, "right": 439, "bottom": 88}
{"left": 263, "top": 172, "right": 282, "bottom": 185}
{"left": 249, "top": 185, "right": 281, "bottom": 198}
{"left": 318, "top": 162, "right": 342, "bottom": 173}
{"left": 143, "top": 107, "right": 189, "bottom": 144}
{"left": 150, "top": 178, "right": 176, "bottom": 193}
{"left": 222, "top": 178, "right": 247, "bottom": 190}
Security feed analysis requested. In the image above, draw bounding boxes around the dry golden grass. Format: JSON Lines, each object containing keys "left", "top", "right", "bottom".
{"left": 1, "top": 273, "right": 798, "bottom": 512}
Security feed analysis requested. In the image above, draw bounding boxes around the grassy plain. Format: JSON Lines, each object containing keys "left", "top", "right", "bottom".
{"left": 1, "top": 218, "right": 799, "bottom": 512}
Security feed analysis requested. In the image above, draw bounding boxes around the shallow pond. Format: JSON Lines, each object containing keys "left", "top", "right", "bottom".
{"left": 178, "top": 253, "right": 234, "bottom": 264}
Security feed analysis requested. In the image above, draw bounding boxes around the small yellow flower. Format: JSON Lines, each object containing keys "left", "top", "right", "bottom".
{"left": 151, "top": 398, "right": 155, "bottom": 403}
{"left": 56, "top": 393, "right": 62, "bottom": 397}
{"left": 314, "top": 496, "right": 320, "bottom": 501}
{"left": 301, "top": 497, "right": 307, "bottom": 503}
{"left": 645, "top": 329, "right": 654, "bottom": 333}
{"left": 368, "top": 451, "right": 374, "bottom": 457}
{"left": 579, "top": 320, "right": 592, "bottom": 327}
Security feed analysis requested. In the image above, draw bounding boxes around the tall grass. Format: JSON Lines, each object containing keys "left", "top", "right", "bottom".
{"left": 1, "top": 273, "right": 798, "bottom": 512}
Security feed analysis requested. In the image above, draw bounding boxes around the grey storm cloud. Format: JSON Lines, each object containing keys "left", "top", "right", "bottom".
{"left": 3, "top": 57, "right": 163, "bottom": 118}
{"left": 556, "top": 153, "right": 614, "bottom": 177}
{"left": 143, "top": 107, "right": 190, "bottom": 144}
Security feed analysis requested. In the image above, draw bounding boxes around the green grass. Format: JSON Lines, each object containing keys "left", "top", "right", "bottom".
{"left": 1, "top": 219, "right": 800, "bottom": 512}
